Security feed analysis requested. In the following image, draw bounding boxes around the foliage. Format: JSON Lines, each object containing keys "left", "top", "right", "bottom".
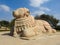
{"left": 55, "top": 25, "right": 60, "bottom": 30}
{"left": 35, "top": 14, "right": 59, "bottom": 28}
{"left": 0, "top": 20, "right": 10, "bottom": 27}
{"left": 0, "top": 19, "right": 15, "bottom": 30}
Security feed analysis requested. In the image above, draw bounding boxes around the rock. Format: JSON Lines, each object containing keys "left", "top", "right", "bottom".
{"left": 11, "top": 7, "right": 56, "bottom": 39}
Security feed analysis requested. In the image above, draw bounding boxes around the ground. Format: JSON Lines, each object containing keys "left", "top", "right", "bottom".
{"left": 0, "top": 31, "right": 60, "bottom": 45}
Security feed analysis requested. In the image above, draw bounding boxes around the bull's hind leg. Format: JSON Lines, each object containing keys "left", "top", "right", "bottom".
{"left": 43, "top": 21, "right": 56, "bottom": 34}
{"left": 52, "top": 29, "right": 56, "bottom": 33}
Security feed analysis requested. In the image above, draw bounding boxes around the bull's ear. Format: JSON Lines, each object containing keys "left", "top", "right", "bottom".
{"left": 12, "top": 11, "right": 18, "bottom": 18}
{"left": 26, "top": 11, "right": 30, "bottom": 17}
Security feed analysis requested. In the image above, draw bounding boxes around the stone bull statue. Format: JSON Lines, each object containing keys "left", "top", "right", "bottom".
{"left": 10, "top": 8, "right": 56, "bottom": 39}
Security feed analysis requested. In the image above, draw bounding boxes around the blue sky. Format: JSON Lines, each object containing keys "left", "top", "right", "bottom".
{"left": 0, "top": 0, "right": 60, "bottom": 21}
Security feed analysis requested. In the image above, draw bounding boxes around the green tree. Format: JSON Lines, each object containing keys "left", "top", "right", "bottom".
{"left": 0, "top": 20, "right": 10, "bottom": 30}
{"left": 35, "top": 14, "right": 59, "bottom": 28}
{"left": 0, "top": 20, "right": 10, "bottom": 27}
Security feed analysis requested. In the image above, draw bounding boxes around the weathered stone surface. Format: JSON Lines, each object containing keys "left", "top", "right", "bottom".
{"left": 11, "top": 8, "right": 56, "bottom": 38}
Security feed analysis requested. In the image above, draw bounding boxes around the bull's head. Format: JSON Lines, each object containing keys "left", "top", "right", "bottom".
{"left": 13, "top": 8, "right": 30, "bottom": 18}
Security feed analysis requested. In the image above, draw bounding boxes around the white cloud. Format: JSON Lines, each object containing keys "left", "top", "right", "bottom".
{"left": 31, "top": 6, "right": 51, "bottom": 16}
{"left": 31, "top": 7, "right": 51, "bottom": 16}
{"left": 29, "top": 0, "right": 51, "bottom": 16}
{"left": 29, "top": 0, "right": 49, "bottom": 7}
{"left": 0, "top": 4, "right": 13, "bottom": 21}
{"left": 0, "top": 5, "right": 11, "bottom": 12}
{"left": 40, "top": 7, "right": 51, "bottom": 11}
{"left": 31, "top": 10, "right": 45, "bottom": 15}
